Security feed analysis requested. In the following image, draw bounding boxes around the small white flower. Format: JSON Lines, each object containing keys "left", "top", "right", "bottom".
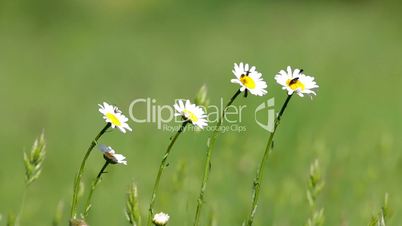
{"left": 99, "top": 144, "right": 127, "bottom": 165}
{"left": 275, "top": 66, "right": 319, "bottom": 97}
{"left": 231, "top": 62, "right": 268, "bottom": 96}
{"left": 152, "top": 212, "right": 170, "bottom": 226}
{"left": 98, "top": 102, "right": 132, "bottom": 133}
{"left": 174, "top": 100, "right": 208, "bottom": 129}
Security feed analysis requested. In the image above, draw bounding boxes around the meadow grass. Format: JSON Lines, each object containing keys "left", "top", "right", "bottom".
{"left": 0, "top": 0, "right": 402, "bottom": 225}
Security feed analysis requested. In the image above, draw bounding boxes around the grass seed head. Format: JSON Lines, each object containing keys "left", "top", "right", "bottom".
{"left": 24, "top": 131, "right": 46, "bottom": 185}
{"left": 125, "top": 182, "right": 141, "bottom": 226}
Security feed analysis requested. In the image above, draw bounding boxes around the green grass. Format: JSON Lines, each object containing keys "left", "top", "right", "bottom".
{"left": 1, "top": 0, "right": 402, "bottom": 225}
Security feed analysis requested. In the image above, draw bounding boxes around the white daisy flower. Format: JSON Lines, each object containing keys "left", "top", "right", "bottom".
{"left": 174, "top": 100, "right": 208, "bottom": 129}
{"left": 98, "top": 102, "right": 132, "bottom": 133}
{"left": 99, "top": 144, "right": 127, "bottom": 165}
{"left": 231, "top": 62, "right": 268, "bottom": 96}
{"left": 152, "top": 212, "right": 170, "bottom": 226}
{"left": 275, "top": 66, "right": 319, "bottom": 97}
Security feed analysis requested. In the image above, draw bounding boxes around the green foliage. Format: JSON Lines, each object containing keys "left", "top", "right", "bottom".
{"left": 207, "top": 208, "right": 218, "bottom": 226}
{"left": 125, "top": 182, "right": 142, "bottom": 226}
{"left": 172, "top": 161, "right": 187, "bottom": 192}
{"left": 52, "top": 200, "right": 64, "bottom": 226}
{"left": 194, "top": 84, "right": 209, "bottom": 108}
{"left": 369, "top": 194, "right": 391, "bottom": 226}
{"left": 6, "top": 213, "right": 16, "bottom": 226}
{"left": 77, "top": 181, "right": 85, "bottom": 205}
{"left": 23, "top": 131, "right": 46, "bottom": 186}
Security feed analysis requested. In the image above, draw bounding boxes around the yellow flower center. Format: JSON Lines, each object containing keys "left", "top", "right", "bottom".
{"left": 183, "top": 109, "right": 199, "bottom": 122}
{"left": 240, "top": 75, "right": 256, "bottom": 89}
{"left": 106, "top": 113, "right": 122, "bottom": 126}
{"left": 286, "top": 78, "right": 305, "bottom": 91}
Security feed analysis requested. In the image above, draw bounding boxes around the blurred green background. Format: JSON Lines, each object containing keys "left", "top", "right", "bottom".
{"left": 1, "top": 0, "right": 402, "bottom": 225}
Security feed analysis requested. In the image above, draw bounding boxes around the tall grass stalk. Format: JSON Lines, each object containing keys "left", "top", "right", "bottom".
{"left": 244, "top": 94, "right": 292, "bottom": 226}
{"left": 146, "top": 121, "right": 189, "bottom": 226}
{"left": 19, "top": 131, "right": 46, "bottom": 225}
{"left": 125, "top": 182, "right": 142, "bottom": 226}
{"left": 305, "top": 159, "right": 325, "bottom": 226}
{"left": 70, "top": 123, "right": 111, "bottom": 219}
{"left": 193, "top": 89, "right": 241, "bottom": 226}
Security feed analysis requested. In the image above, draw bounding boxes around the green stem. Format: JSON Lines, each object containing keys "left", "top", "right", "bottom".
{"left": 245, "top": 94, "right": 293, "bottom": 226}
{"left": 70, "top": 123, "right": 111, "bottom": 219}
{"left": 16, "top": 185, "right": 28, "bottom": 226}
{"left": 146, "top": 121, "right": 189, "bottom": 226}
{"left": 84, "top": 161, "right": 110, "bottom": 218}
{"left": 193, "top": 89, "right": 242, "bottom": 226}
